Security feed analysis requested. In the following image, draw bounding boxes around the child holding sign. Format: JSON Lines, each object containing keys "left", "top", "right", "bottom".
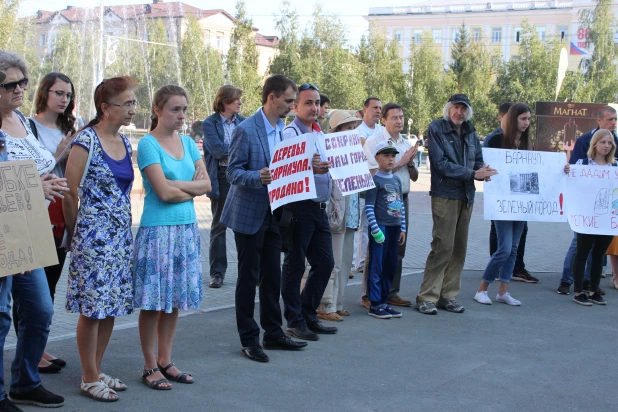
{"left": 364, "top": 141, "right": 406, "bottom": 319}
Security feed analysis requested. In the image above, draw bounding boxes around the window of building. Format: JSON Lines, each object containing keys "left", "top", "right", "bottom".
{"left": 557, "top": 26, "right": 568, "bottom": 41}
{"left": 453, "top": 30, "right": 460, "bottom": 43}
{"left": 514, "top": 27, "right": 522, "bottom": 43}
{"left": 432, "top": 29, "right": 441, "bottom": 44}
{"left": 394, "top": 29, "right": 403, "bottom": 42}
{"left": 414, "top": 30, "right": 422, "bottom": 44}
{"left": 536, "top": 26, "right": 546, "bottom": 41}
{"left": 40, "top": 34, "right": 46, "bottom": 47}
{"left": 491, "top": 27, "right": 502, "bottom": 43}
{"left": 472, "top": 27, "right": 482, "bottom": 42}
{"left": 203, "top": 29, "right": 211, "bottom": 44}
{"left": 216, "top": 32, "right": 223, "bottom": 49}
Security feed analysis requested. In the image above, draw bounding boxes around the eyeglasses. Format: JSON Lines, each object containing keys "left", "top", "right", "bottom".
{"left": 298, "top": 83, "right": 319, "bottom": 92}
{"left": 110, "top": 100, "right": 138, "bottom": 110}
{"left": 48, "top": 90, "right": 74, "bottom": 100}
{"left": 0, "top": 77, "right": 28, "bottom": 93}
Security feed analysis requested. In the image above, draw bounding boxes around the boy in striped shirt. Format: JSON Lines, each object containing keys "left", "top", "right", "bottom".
{"left": 365, "top": 140, "right": 407, "bottom": 319}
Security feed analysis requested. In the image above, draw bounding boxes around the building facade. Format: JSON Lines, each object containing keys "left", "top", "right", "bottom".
{"left": 366, "top": 0, "right": 618, "bottom": 72}
{"left": 32, "top": 0, "right": 278, "bottom": 75}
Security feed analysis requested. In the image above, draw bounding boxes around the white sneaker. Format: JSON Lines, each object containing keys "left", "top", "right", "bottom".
{"left": 474, "top": 291, "right": 492, "bottom": 305}
{"left": 496, "top": 292, "right": 521, "bottom": 306}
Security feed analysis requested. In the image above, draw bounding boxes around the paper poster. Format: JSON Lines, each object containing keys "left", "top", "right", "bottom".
{"left": 482, "top": 148, "right": 567, "bottom": 222}
{"left": 0, "top": 160, "right": 58, "bottom": 277}
{"left": 267, "top": 134, "right": 317, "bottom": 211}
{"left": 322, "top": 131, "right": 375, "bottom": 195}
{"left": 565, "top": 165, "right": 618, "bottom": 235}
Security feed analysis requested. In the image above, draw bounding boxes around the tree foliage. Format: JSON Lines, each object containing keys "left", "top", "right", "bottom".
{"left": 227, "top": 0, "right": 262, "bottom": 116}
{"left": 0, "top": 0, "right": 20, "bottom": 50}
{"left": 577, "top": 0, "right": 618, "bottom": 102}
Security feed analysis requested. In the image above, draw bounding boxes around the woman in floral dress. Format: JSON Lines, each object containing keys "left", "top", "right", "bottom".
{"left": 133, "top": 85, "right": 210, "bottom": 390}
{"left": 63, "top": 76, "right": 137, "bottom": 402}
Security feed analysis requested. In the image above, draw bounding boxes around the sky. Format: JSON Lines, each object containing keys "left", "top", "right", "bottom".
{"left": 18, "top": 0, "right": 421, "bottom": 46}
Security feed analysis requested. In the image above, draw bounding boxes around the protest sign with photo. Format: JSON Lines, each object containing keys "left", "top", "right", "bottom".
{"left": 268, "top": 134, "right": 317, "bottom": 211}
{"left": 322, "top": 130, "right": 375, "bottom": 196}
{"left": 0, "top": 160, "right": 58, "bottom": 277}
{"left": 482, "top": 148, "right": 567, "bottom": 222}
{"left": 565, "top": 165, "right": 618, "bottom": 235}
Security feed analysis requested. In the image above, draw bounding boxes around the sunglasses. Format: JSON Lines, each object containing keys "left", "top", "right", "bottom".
{"left": 48, "top": 89, "right": 74, "bottom": 100}
{"left": 0, "top": 77, "right": 28, "bottom": 93}
{"left": 298, "top": 83, "right": 319, "bottom": 92}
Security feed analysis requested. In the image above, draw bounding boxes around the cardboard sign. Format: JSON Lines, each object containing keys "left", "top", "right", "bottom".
{"left": 322, "top": 131, "right": 375, "bottom": 196}
{"left": 565, "top": 164, "right": 618, "bottom": 235}
{"left": 268, "top": 134, "right": 317, "bottom": 211}
{"left": 0, "top": 160, "right": 58, "bottom": 277}
{"left": 482, "top": 148, "right": 567, "bottom": 222}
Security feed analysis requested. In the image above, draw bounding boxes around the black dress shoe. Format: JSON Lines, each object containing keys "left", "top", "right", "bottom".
{"left": 37, "top": 363, "right": 61, "bottom": 374}
{"left": 241, "top": 345, "right": 269, "bottom": 362}
{"left": 286, "top": 325, "right": 319, "bottom": 341}
{"left": 48, "top": 358, "right": 66, "bottom": 368}
{"left": 307, "top": 320, "right": 338, "bottom": 334}
{"left": 263, "top": 336, "right": 308, "bottom": 350}
{"left": 209, "top": 277, "right": 223, "bottom": 288}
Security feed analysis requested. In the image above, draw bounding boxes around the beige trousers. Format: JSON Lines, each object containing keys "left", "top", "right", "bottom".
{"left": 417, "top": 197, "right": 473, "bottom": 303}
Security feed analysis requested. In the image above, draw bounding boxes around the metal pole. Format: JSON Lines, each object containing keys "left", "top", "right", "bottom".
{"left": 98, "top": 0, "right": 104, "bottom": 83}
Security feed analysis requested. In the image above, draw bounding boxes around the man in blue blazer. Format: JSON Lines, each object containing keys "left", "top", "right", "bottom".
{"left": 221, "top": 75, "right": 307, "bottom": 362}
{"left": 203, "top": 85, "right": 245, "bottom": 289}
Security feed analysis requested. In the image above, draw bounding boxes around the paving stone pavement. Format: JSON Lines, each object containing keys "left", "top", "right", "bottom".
{"left": 5, "top": 168, "right": 574, "bottom": 348}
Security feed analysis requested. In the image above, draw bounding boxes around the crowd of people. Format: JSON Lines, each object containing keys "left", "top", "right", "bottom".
{"left": 0, "top": 48, "right": 616, "bottom": 410}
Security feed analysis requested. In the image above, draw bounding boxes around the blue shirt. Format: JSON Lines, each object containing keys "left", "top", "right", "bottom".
{"left": 219, "top": 114, "right": 238, "bottom": 166}
{"left": 137, "top": 134, "right": 203, "bottom": 227}
{"left": 365, "top": 171, "right": 406, "bottom": 230}
{"left": 259, "top": 108, "right": 284, "bottom": 159}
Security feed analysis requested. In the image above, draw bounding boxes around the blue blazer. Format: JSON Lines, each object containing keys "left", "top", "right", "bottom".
{"left": 220, "top": 109, "right": 275, "bottom": 235}
{"left": 202, "top": 112, "right": 245, "bottom": 199}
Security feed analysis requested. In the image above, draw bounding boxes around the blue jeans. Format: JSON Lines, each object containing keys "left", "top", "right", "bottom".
{"left": 0, "top": 268, "right": 54, "bottom": 400}
{"left": 482, "top": 220, "right": 525, "bottom": 283}
{"left": 367, "top": 226, "right": 400, "bottom": 306}
{"left": 416, "top": 151, "right": 422, "bottom": 167}
{"left": 561, "top": 233, "right": 592, "bottom": 284}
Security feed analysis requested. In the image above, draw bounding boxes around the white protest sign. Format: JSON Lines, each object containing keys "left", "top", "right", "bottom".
{"left": 482, "top": 148, "right": 567, "bottom": 222}
{"left": 565, "top": 165, "right": 618, "bottom": 235}
{"left": 0, "top": 160, "right": 58, "bottom": 277}
{"left": 322, "top": 130, "right": 375, "bottom": 196}
{"left": 267, "top": 134, "right": 317, "bottom": 211}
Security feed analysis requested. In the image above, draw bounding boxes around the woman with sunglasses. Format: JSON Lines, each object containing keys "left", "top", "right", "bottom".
{"left": 10, "top": 73, "right": 77, "bottom": 375}
{"left": 0, "top": 52, "right": 66, "bottom": 410}
{"left": 63, "top": 76, "right": 137, "bottom": 402}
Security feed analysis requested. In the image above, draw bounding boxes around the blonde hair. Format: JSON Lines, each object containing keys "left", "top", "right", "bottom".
{"left": 587, "top": 129, "right": 616, "bottom": 164}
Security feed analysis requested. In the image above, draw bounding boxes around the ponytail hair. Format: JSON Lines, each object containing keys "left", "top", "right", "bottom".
{"left": 150, "top": 85, "right": 189, "bottom": 131}
{"left": 84, "top": 76, "right": 137, "bottom": 130}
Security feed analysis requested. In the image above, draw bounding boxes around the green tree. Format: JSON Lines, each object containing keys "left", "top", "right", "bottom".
{"left": 490, "top": 20, "right": 564, "bottom": 137}
{"left": 577, "top": 0, "right": 618, "bottom": 102}
{"left": 358, "top": 28, "right": 407, "bottom": 107}
{"left": 447, "top": 25, "right": 499, "bottom": 135}
{"left": 227, "top": 0, "right": 262, "bottom": 115}
{"left": 0, "top": 0, "right": 21, "bottom": 50}
{"left": 269, "top": 0, "right": 301, "bottom": 80}
{"left": 180, "top": 15, "right": 224, "bottom": 120}
{"left": 407, "top": 33, "right": 455, "bottom": 135}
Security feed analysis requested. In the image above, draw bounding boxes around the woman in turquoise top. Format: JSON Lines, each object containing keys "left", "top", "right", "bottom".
{"left": 133, "top": 85, "right": 210, "bottom": 390}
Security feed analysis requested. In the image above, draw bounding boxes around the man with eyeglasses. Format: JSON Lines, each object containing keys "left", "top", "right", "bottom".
{"left": 360, "top": 103, "right": 418, "bottom": 309}
{"left": 280, "top": 83, "right": 337, "bottom": 342}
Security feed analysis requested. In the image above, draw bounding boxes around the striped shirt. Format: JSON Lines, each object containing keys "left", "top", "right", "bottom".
{"left": 365, "top": 170, "right": 406, "bottom": 234}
